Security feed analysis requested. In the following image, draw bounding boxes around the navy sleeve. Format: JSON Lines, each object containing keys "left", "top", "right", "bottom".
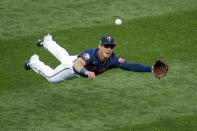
{"left": 78, "top": 49, "right": 92, "bottom": 65}
{"left": 121, "top": 62, "right": 152, "bottom": 72}
{"left": 110, "top": 53, "right": 127, "bottom": 68}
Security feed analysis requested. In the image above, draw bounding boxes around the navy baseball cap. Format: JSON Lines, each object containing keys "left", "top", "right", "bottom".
{"left": 100, "top": 36, "right": 116, "bottom": 46}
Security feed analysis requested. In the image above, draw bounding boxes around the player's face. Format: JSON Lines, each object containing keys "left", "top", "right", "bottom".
{"left": 99, "top": 44, "right": 115, "bottom": 59}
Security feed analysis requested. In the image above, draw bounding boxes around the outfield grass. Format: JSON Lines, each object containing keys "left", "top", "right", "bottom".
{"left": 0, "top": 0, "right": 197, "bottom": 130}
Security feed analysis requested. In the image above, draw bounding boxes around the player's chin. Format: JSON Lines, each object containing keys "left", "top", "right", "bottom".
{"left": 105, "top": 53, "right": 111, "bottom": 58}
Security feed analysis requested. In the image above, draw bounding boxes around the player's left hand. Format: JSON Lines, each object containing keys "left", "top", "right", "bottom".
{"left": 153, "top": 59, "right": 168, "bottom": 79}
{"left": 85, "top": 71, "right": 96, "bottom": 80}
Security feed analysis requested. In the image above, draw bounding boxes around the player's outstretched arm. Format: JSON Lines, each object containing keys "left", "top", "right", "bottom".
{"left": 120, "top": 62, "right": 152, "bottom": 72}
{"left": 73, "top": 57, "right": 96, "bottom": 80}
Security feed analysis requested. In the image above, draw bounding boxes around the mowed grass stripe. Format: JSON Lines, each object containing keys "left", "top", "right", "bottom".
{"left": 0, "top": 0, "right": 197, "bottom": 40}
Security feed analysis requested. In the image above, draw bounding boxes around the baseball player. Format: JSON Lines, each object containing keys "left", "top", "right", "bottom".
{"left": 25, "top": 34, "right": 167, "bottom": 82}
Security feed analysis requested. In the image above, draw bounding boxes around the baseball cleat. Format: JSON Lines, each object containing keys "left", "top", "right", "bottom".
{"left": 44, "top": 34, "right": 52, "bottom": 42}
{"left": 24, "top": 61, "right": 31, "bottom": 70}
{"left": 37, "top": 39, "right": 44, "bottom": 47}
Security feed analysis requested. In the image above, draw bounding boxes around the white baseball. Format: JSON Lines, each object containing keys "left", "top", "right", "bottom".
{"left": 115, "top": 19, "right": 122, "bottom": 25}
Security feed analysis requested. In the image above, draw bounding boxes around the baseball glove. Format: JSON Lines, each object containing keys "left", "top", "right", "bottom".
{"left": 153, "top": 59, "right": 168, "bottom": 79}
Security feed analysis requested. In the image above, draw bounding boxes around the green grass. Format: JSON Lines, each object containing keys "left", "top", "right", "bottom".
{"left": 0, "top": 0, "right": 197, "bottom": 130}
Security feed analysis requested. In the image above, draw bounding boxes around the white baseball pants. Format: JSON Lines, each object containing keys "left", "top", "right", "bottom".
{"left": 29, "top": 35, "right": 78, "bottom": 83}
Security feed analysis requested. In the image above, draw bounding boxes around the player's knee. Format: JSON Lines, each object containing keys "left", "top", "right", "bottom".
{"left": 46, "top": 75, "right": 65, "bottom": 83}
{"left": 47, "top": 78, "right": 60, "bottom": 83}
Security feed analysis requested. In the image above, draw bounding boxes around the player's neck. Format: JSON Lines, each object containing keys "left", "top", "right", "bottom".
{"left": 97, "top": 50, "right": 108, "bottom": 62}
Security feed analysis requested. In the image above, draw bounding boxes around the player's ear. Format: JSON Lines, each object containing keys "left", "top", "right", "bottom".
{"left": 98, "top": 43, "right": 102, "bottom": 48}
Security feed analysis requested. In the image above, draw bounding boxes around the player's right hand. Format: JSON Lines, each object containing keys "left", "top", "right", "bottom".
{"left": 85, "top": 71, "right": 96, "bottom": 80}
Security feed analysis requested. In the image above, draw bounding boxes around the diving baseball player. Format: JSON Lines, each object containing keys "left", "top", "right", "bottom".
{"left": 25, "top": 34, "right": 167, "bottom": 82}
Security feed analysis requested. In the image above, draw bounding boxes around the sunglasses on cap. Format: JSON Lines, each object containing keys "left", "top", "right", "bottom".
{"left": 103, "top": 44, "right": 115, "bottom": 49}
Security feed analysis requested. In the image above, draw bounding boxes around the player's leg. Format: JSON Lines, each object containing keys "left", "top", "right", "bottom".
{"left": 28, "top": 54, "right": 54, "bottom": 79}
{"left": 46, "top": 63, "right": 77, "bottom": 82}
{"left": 66, "top": 55, "right": 78, "bottom": 64}
{"left": 28, "top": 54, "right": 77, "bottom": 83}
{"left": 40, "top": 34, "right": 70, "bottom": 63}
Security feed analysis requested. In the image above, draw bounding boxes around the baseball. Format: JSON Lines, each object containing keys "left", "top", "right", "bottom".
{"left": 115, "top": 19, "right": 122, "bottom": 25}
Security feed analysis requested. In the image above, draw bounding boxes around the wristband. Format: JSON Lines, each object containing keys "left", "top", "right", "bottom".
{"left": 80, "top": 67, "right": 88, "bottom": 76}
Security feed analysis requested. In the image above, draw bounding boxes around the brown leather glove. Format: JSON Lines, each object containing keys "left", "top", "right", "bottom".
{"left": 153, "top": 59, "right": 168, "bottom": 79}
